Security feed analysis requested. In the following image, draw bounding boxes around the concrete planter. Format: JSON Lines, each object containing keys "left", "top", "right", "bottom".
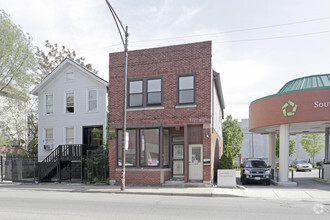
{"left": 217, "top": 169, "right": 236, "bottom": 187}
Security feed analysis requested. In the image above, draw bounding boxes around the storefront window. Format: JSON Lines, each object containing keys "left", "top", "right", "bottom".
{"left": 163, "top": 129, "right": 170, "bottom": 166}
{"left": 117, "top": 129, "right": 136, "bottom": 166}
{"left": 140, "top": 129, "right": 159, "bottom": 166}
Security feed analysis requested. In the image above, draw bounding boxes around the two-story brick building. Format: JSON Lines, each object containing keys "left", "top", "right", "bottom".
{"left": 108, "top": 41, "right": 225, "bottom": 186}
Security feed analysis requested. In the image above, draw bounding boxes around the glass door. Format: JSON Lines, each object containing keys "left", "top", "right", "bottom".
{"left": 189, "top": 145, "right": 203, "bottom": 181}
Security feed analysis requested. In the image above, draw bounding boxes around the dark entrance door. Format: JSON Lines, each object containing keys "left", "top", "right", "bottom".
{"left": 172, "top": 144, "right": 184, "bottom": 178}
{"left": 83, "top": 126, "right": 103, "bottom": 146}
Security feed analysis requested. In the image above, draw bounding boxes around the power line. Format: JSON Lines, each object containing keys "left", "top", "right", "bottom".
{"left": 82, "top": 16, "right": 330, "bottom": 56}
{"left": 127, "top": 16, "right": 330, "bottom": 43}
{"left": 83, "top": 28, "right": 330, "bottom": 57}
{"left": 214, "top": 29, "right": 330, "bottom": 44}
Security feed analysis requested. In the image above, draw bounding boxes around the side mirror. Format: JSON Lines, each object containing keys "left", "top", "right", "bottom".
{"left": 267, "top": 165, "right": 271, "bottom": 168}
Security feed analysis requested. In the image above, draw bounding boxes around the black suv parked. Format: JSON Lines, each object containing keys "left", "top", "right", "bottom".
{"left": 240, "top": 158, "right": 271, "bottom": 185}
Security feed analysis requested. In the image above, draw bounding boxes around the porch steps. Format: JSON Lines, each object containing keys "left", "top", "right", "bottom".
{"left": 163, "top": 180, "right": 184, "bottom": 187}
{"left": 163, "top": 180, "right": 210, "bottom": 187}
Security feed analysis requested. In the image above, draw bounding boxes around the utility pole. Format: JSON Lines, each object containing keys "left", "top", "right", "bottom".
{"left": 105, "top": 0, "right": 128, "bottom": 191}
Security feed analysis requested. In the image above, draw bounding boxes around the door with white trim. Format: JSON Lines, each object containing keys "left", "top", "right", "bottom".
{"left": 189, "top": 144, "right": 203, "bottom": 181}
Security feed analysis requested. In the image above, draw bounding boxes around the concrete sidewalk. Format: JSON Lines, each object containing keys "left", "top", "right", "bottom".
{"left": 1, "top": 181, "right": 330, "bottom": 202}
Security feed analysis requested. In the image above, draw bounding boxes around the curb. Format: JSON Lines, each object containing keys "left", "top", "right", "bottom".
{"left": 236, "top": 185, "right": 247, "bottom": 190}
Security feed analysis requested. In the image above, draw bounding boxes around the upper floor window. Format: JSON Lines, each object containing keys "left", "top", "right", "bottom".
{"left": 129, "top": 80, "right": 143, "bottom": 107}
{"left": 66, "top": 72, "right": 74, "bottom": 81}
{"left": 65, "top": 91, "right": 74, "bottom": 113}
{"left": 128, "top": 78, "right": 162, "bottom": 108}
{"left": 147, "top": 79, "right": 162, "bottom": 105}
{"left": 178, "top": 75, "right": 195, "bottom": 104}
{"left": 88, "top": 89, "right": 97, "bottom": 111}
{"left": 45, "top": 94, "right": 53, "bottom": 114}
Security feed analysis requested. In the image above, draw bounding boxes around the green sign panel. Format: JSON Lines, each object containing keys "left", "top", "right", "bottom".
{"left": 282, "top": 100, "right": 298, "bottom": 117}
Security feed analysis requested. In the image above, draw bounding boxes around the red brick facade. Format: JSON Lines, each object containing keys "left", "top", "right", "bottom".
{"left": 108, "top": 41, "right": 224, "bottom": 186}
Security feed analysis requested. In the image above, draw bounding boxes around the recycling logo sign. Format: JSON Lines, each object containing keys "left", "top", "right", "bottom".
{"left": 282, "top": 100, "right": 298, "bottom": 117}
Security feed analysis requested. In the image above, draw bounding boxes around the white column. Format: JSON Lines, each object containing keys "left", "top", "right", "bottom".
{"left": 268, "top": 133, "right": 276, "bottom": 169}
{"left": 279, "top": 124, "right": 290, "bottom": 183}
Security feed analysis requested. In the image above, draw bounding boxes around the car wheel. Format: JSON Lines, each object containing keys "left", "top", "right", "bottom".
{"left": 242, "top": 178, "right": 247, "bottom": 185}
{"left": 266, "top": 180, "right": 270, "bottom": 185}
{"left": 309, "top": 170, "right": 312, "bottom": 172}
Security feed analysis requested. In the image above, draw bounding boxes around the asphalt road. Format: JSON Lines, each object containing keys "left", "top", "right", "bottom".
{"left": 237, "top": 169, "right": 330, "bottom": 190}
{"left": 0, "top": 189, "right": 329, "bottom": 220}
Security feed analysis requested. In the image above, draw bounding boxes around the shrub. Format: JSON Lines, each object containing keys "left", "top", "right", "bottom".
{"left": 316, "top": 161, "right": 323, "bottom": 167}
{"left": 219, "top": 148, "right": 234, "bottom": 169}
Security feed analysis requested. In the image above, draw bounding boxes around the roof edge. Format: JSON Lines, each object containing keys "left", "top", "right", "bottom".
{"left": 213, "top": 70, "right": 225, "bottom": 118}
{"left": 250, "top": 86, "right": 330, "bottom": 105}
{"left": 31, "top": 58, "right": 108, "bottom": 95}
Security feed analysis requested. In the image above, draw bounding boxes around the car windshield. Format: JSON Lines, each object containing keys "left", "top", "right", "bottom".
{"left": 296, "top": 161, "right": 308, "bottom": 164}
{"left": 246, "top": 160, "right": 267, "bottom": 168}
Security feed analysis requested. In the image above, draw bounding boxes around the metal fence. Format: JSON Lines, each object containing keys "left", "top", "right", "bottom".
{"left": 0, "top": 155, "right": 38, "bottom": 182}
{"left": 84, "top": 149, "right": 109, "bottom": 184}
{"left": 1, "top": 150, "right": 109, "bottom": 184}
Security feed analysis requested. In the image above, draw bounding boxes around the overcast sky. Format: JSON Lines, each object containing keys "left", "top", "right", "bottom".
{"left": 2, "top": 0, "right": 330, "bottom": 121}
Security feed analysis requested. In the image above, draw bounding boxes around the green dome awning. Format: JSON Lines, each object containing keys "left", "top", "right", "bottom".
{"left": 277, "top": 73, "right": 330, "bottom": 94}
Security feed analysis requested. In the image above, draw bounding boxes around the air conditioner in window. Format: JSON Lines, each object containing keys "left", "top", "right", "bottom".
{"left": 44, "top": 144, "right": 54, "bottom": 150}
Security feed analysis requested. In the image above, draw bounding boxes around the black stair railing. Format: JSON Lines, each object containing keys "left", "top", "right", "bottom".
{"left": 38, "top": 145, "right": 84, "bottom": 182}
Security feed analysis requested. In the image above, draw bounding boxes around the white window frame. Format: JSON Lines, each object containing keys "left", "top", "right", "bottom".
{"left": 44, "top": 128, "right": 54, "bottom": 150}
{"left": 65, "top": 127, "right": 75, "bottom": 144}
{"left": 44, "top": 93, "right": 54, "bottom": 115}
{"left": 66, "top": 72, "right": 74, "bottom": 81}
{"left": 87, "top": 88, "right": 98, "bottom": 112}
{"left": 65, "top": 91, "right": 75, "bottom": 113}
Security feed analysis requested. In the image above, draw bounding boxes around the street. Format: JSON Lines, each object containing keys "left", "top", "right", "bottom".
{"left": 237, "top": 169, "right": 330, "bottom": 190}
{"left": 0, "top": 189, "right": 329, "bottom": 220}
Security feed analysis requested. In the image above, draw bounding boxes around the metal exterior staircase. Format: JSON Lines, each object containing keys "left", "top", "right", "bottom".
{"left": 38, "top": 144, "right": 98, "bottom": 182}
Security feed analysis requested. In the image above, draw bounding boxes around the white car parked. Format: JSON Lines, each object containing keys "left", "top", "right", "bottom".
{"left": 293, "top": 160, "right": 312, "bottom": 172}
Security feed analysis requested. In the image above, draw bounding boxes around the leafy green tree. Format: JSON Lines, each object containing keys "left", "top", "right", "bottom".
{"left": 219, "top": 147, "right": 234, "bottom": 169}
{"left": 300, "top": 134, "right": 324, "bottom": 166}
{"left": 275, "top": 134, "right": 296, "bottom": 157}
{"left": 0, "top": 10, "right": 36, "bottom": 94}
{"left": 35, "top": 40, "right": 98, "bottom": 81}
{"left": 0, "top": 10, "right": 37, "bottom": 149}
{"left": 222, "top": 115, "right": 244, "bottom": 158}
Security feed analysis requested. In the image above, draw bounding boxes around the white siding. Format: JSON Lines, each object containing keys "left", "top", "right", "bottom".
{"left": 212, "top": 81, "right": 223, "bottom": 139}
{"left": 37, "top": 63, "right": 107, "bottom": 161}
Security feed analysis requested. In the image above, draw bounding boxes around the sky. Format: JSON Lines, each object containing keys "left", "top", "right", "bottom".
{"left": 2, "top": 0, "right": 330, "bottom": 121}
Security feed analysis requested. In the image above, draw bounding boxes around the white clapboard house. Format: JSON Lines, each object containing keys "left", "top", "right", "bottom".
{"left": 31, "top": 58, "right": 108, "bottom": 182}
